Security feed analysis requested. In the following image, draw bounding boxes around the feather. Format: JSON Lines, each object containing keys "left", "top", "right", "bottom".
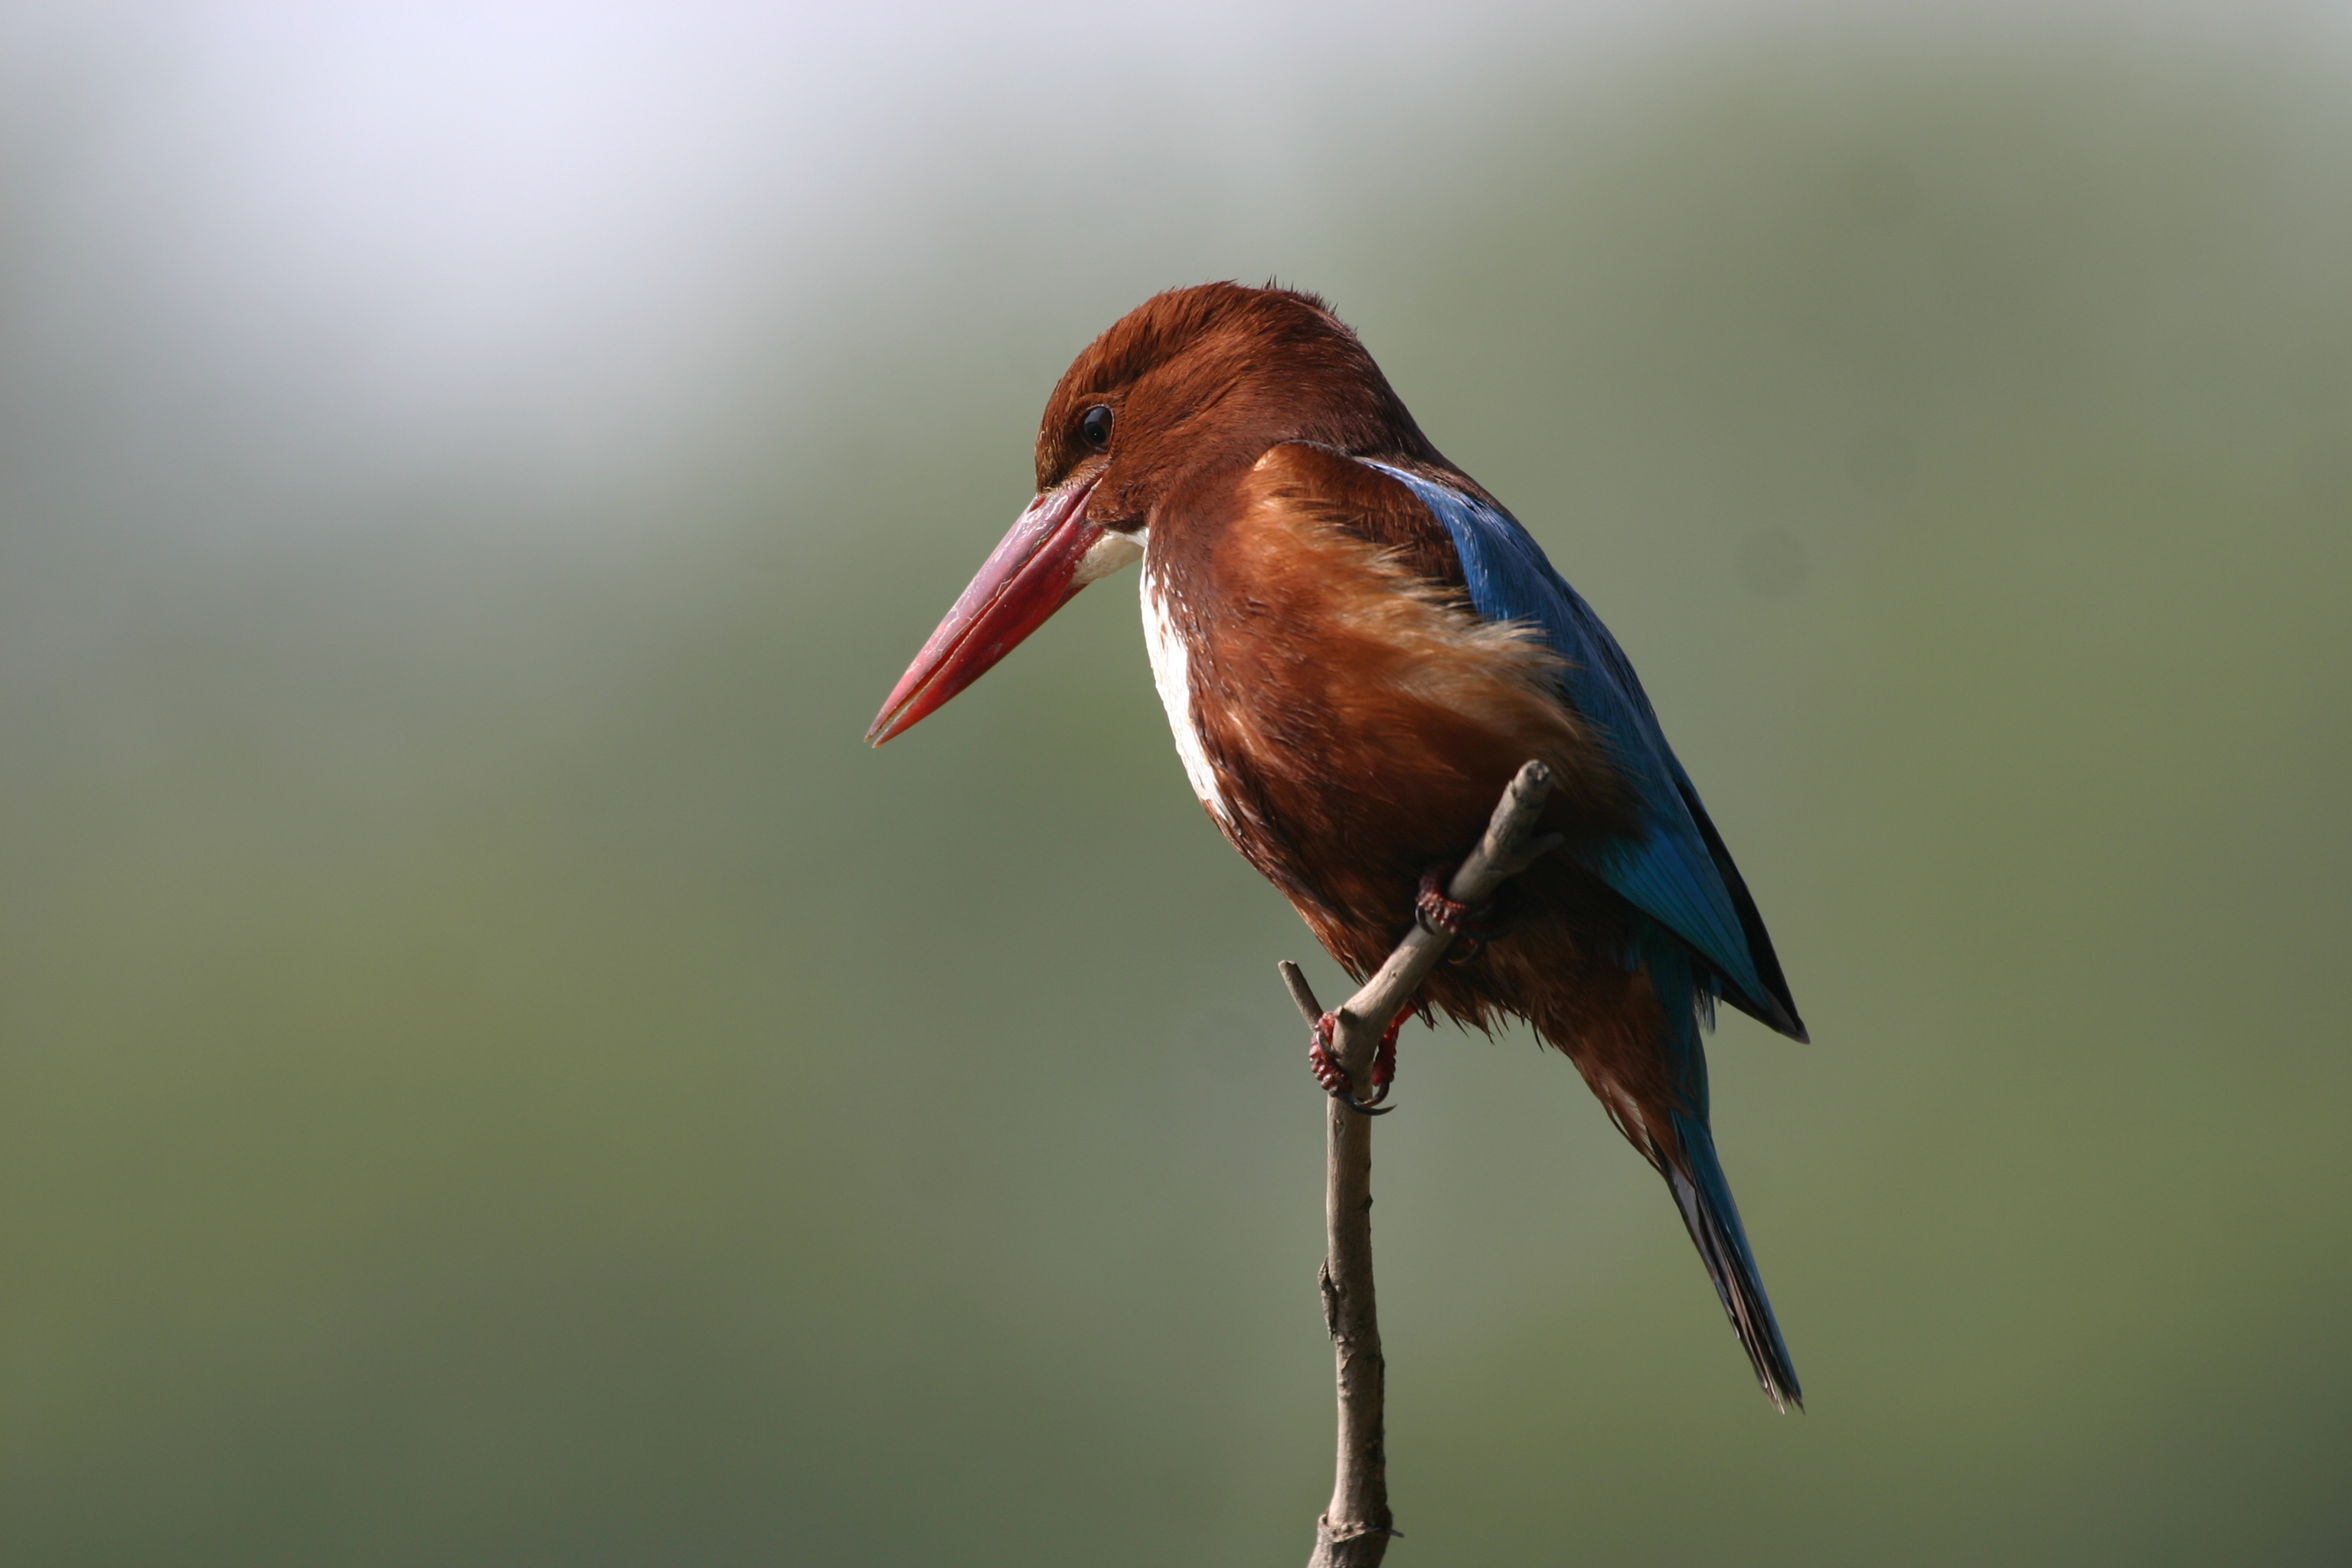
{"left": 880, "top": 282, "right": 1811, "bottom": 1409}
{"left": 1642, "top": 929, "right": 1803, "bottom": 1407}
{"left": 1364, "top": 462, "right": 1806, "bottom": 1040}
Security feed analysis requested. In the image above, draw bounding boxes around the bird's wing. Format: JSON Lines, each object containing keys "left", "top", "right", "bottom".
{"left": 1362, "top": 459, "right": 1805, "bottom": 1040}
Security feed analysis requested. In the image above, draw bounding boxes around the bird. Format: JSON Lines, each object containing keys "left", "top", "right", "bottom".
{"left": 867, "top": 282, "right": 1806, "bottom": 1409}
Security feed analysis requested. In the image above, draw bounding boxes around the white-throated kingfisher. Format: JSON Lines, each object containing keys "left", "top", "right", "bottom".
{"left": 868, "top": 283, "right": 1806, "bottom": 1409}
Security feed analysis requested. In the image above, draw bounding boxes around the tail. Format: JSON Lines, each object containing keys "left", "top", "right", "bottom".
{"left": 1662, "top": 1112, "right": 1802, "bottom": 1410}
{"left": 1643, "top": 928, "right": 1803, "bottom": 1410}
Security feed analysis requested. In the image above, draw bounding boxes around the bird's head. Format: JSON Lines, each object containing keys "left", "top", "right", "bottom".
{"left": 867, "top": 282, "right": 1437, "bottom": 743}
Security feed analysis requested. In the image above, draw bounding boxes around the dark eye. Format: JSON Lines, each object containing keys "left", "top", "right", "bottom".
{"left": 1080, "top": 404, "right": 1114, "bottom": 450}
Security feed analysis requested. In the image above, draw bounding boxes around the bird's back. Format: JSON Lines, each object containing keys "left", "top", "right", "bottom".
{"left": 1145, "top": 437, "right": 1807, "bottom": 1406}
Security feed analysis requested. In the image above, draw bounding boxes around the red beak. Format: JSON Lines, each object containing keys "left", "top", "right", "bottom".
{"left": 866, "top": 475, "right": 1108, "bottom": 745}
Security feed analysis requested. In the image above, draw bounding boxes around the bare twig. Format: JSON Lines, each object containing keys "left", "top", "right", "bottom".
{"left": 1281, "top": 760, "right": 1560, "bottom": 1568}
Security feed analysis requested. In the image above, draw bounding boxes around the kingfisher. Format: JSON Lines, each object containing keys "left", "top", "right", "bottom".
{"left": 867, "top": 283, "right": 1806, "bottom": 1409}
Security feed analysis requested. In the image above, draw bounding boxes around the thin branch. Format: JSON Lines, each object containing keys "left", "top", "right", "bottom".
{"left": 1280, "top": 760, "right": 1560, "bottom": 1568}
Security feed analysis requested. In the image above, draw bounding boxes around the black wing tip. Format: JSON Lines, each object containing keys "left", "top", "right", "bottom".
{"left": 1669, "top": 776, "right": 1808, "bottom": 1042}
{"left": 1721, "top": 985, "right": 1809, "bottom": 1043}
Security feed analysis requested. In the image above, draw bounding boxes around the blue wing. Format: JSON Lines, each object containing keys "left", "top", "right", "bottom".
{"left": 1365, "top": 462, "right": 1803, "bottom": 1038}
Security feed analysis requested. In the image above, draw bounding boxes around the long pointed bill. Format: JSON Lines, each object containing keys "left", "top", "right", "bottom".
{"left": 866, "top": 475, "right": 1138, "bottom": 744}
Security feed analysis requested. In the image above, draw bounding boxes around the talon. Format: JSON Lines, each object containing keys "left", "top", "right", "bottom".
{"left": 1414, "top": 863, "right": 1474, "bottom": 935}
{"left": 1307, "top": 1013, "right": 1351, "bottom": 1096}
{"left": 1368, "top": 1008, "right": 1404, "bottom": 1094}
{"left": 1357, "top": 1004, "right": 1410, "bottom": 1106}
{"left": 1416, "top": 861, "right": 1503, "bottom": 962}
{"left": 1307, "top": 1006, "right": 1412, "bottom": 1115}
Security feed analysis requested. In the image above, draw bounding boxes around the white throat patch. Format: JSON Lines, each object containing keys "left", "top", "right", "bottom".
{"left": 1137, "top": 534, "right": 1230, "bottom": 822}
{"left": 1072, "top": 525, "right": 1144, "bottom": 587}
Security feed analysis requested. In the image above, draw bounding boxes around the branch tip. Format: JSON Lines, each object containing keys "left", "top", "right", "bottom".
{"left": 1279, "top": 960, "right": 1325, "bottom": 1027}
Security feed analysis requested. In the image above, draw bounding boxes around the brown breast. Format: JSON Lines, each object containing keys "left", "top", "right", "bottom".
{"left": 1143, "top": 443, "right": 1638, "bottom": 975}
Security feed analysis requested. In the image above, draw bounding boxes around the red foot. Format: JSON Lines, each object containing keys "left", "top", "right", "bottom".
{"left": 1416, "top": 862, "right": 1501, "bottom": 961}
{"left": 1308, "top": 1006, "right": 1413, "bottom": 1114}
{"left": 1370, "top": 1012, "right": 1401, "bottom": 1093}
{"left": 1308, "top": 1013, "right": 1349, "bottom": 1096}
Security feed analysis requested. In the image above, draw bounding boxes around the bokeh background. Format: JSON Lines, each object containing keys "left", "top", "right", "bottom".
{"left": 4, "top": 2, "right": 2349, "bottom": 1563}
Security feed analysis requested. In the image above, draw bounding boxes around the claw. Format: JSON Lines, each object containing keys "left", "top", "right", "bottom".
{"left": 1307, "top": 1007, "right": 1410, "bottom": 1116}
{"left": 1416, "top": 861, "right": 1502, "bottom": 962}
{"left": 1308, "top": 1013, "right": 1351, "bottom": 1095}
{"left": 1369, "top": 1011, "right": 1401, "bottom": 1094}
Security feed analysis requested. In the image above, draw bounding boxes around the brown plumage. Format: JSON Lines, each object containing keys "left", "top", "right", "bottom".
{"left": 1045, "top": 287, "right": 1679, "bottom": 1103}
{"left": 874, "top": 282, "right": 1806, "bottom": 1406}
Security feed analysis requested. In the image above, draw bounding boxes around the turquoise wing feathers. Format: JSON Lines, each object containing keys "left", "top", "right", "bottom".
{"left": 1365, "top": 462, "right": 1804, "bottom": 1040}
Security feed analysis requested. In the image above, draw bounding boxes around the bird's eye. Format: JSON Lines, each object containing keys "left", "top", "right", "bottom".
{"left": 1080, "top": 405, "right": 1115, "bottom": 449}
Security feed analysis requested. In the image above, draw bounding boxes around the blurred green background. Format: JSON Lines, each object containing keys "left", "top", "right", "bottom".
{"left": 4, "top": 3, "right": 2349, "bottom": 1563}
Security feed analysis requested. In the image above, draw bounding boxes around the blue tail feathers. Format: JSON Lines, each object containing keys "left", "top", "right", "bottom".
{"left": 1664, "top": 1115, "right": 1802, "bottom": 1410}
{"left": 1645, "top": 929, "right": 1802, "bottom": 1410}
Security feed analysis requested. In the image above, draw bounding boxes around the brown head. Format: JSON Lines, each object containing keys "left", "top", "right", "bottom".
{"left": 1032, "top": 283, "right": 1443, "bottom": 531}
{"left": 867, "top": 283, "right": 1442, "bottom": 743}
